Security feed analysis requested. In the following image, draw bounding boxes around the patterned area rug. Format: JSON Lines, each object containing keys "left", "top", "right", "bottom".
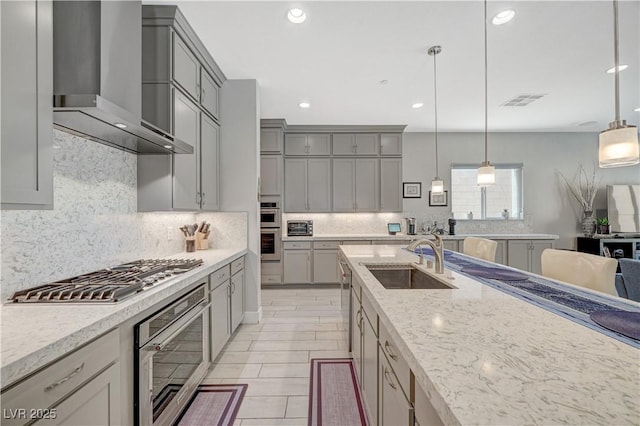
{"left": 309, "top": 358, "right": 368, "bottom": 426}
{"left": 173, "top": 384, "right": 247, "bottom": 426}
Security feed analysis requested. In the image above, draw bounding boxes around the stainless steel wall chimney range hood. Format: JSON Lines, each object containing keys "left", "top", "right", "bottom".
{"left": 52, "top": 0, "right": 192, "bottom": 154}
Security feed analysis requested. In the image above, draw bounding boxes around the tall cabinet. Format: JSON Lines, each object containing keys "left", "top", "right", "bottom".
{"left": 138, "top": 6, "right": 224, "bottom": 211}
{"left": 1, "top": 0, "right": 53, "bottom": 208}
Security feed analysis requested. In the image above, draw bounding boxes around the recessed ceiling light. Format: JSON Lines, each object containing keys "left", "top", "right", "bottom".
{"left": 163, "top": 145, "right": 173, "bottom": 149}
{"left": 634, "top": 107, "right": 640, "bottom": 112}
{"left": 412, "top": 103, "right": 424, "bottom": 109}
{"left": 287, "top": 8, "right": 306, "bottom": 24}
{"left": 492, "top": 10, "right": 515, "bottom": 25}
{"left": 379, "top": 80, "right": 388, "bottom": 85}
{"left": 606, "top": 64, "right": 628, "bottom": 73}
{"left": 299, "top": 102, "right": 310, "bottom": 108}
{"left": 114, "top": 123, "right": 127, "bottom": 129}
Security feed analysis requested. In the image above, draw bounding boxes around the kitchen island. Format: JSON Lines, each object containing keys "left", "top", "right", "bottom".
{"left": 341, "top": 244, "right": 639, "bottom": 425}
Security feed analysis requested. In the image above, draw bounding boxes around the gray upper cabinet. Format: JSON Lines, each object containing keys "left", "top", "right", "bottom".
{"left": 332, "top": 159, "right": 356, "bottom": 211}
{"left": 332, "top": 134, "right": 378, "bottom": 155}
{"left": 172, "top": 90, "right": 201, "bottom": 210}
{"left": 380, "top": 134, "right": 403, "bottom": 156}
{"left": 261, "top": 128, "right": 284, "bottom": 153}
{"left": 285, "top": 134, "right": 331, "bottom": 156}
{"left": 1, "top": 0, "right": 53, "bottom": 208}
{"left": 200, "top": 114, "right": 220, "bottom": 209}
{"left": 172, "top": 33, "right": 200, "bottom": 102}
{"left": 380, "top": 158, "right": 402, "bottom": 212}
{"left": 260, "top": 155, "right": 283, "bottom": 196}
{"left": 200, "top": 69, "right": 219, "bottom": 119}
{"left": 284, "top": 158, "right": 331, "bottom": 212}
{"left": 333, "top": 159, "right": 378, "bottom": 212}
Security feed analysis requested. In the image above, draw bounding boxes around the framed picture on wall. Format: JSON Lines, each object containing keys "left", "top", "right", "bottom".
{"left": 429, "top": 190, "right": 448, "bottom": 206}
{"left": 403, "top": 182, "right": 422, "bottom": 198}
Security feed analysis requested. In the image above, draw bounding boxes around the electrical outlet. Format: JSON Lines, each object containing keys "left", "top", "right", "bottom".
{"left": 167, "top": 226, "right": 174, "bottom": 241}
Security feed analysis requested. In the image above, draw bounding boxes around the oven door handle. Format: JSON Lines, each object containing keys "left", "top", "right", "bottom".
{"left": 143, "top": 301, "right": 210, "bottom": 352}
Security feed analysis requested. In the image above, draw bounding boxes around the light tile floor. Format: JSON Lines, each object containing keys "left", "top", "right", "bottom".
{"left": 202, "top": 288, "right": 349, "bottom": 425}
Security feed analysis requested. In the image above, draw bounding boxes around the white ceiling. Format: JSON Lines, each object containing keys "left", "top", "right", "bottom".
{"left": 145, "top": 1, "right": 640, "bottom": 132}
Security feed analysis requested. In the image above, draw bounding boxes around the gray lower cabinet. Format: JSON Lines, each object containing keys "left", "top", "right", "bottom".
{"left": 210, "top": 278, "right": 230, "bottom": 361}
{"left": 1, "top": 0, "right": 53, "bottom": 208}
{"left": 332, "top": 159, "right": 378, "bottom": 212}
{"left": 231, "top": 267, "right": 245, "bottom": 331}
{"left": 284, "top": 158, "right": 331, "bottom": 212}
{"left": 507, "top": 240, "right": 554, "bottom": 274}
{"left": 379, "top": 158, "right": 402, "bottom": 212}
{"left": 284, "top": 134, "right": 331, "bottom": 156}
{"left": 1, "top": 330, "right": 120, "bottom": 426}
{"left": 260, "top": 155, "right": 283, "bottom": 196}
{"left": 351, "top": 286, "right": 362, "bottom": 376}
{"left": 361, "top": 294, "right": 379, "bottom": 426}
{"left": 379, "top": 349, "right": 414, "bottom": 426}
{"left": 284, "top": 247, "right": 312, "bottom": 284}
{"left": 443, "top": 240, "right": 459, "bottom": 252}
{"left": 312, "top": 249, "right": 341, "bottom": 283}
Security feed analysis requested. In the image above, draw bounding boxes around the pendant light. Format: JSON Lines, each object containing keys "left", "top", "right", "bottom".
{"left": 477, "top": 0, "right": 495, "bottom": 186}
{"left": 598, "top": 0, "right": 639, "bottom": 168}
{"left": 428, "top": 45, "right": 444, "bottom": 195}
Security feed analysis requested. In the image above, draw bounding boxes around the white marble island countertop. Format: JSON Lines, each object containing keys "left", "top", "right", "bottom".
{"left": 341, "top": 245, "right": 640, "bottom": 425}
{"left": 0, "top": 248, "right": 247, "bottom": 388}
{"left": 283, "top": 233, "right": 559, "bottom": 241}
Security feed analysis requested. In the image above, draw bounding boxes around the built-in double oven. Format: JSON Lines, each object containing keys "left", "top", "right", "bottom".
{"left": 260, "top": 199, "right": 281, "bottom": 261}
{"left": 134, "top": 282, "right": 210, "bottom": 425}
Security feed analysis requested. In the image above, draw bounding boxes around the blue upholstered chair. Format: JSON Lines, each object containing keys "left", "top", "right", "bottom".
{"left": 615, "top": 258, "right": 640, "bottom": 302}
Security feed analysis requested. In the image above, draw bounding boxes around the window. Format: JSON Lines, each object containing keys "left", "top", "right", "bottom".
{"left": 451, "top": 164, "right": 523, "bottom": 220}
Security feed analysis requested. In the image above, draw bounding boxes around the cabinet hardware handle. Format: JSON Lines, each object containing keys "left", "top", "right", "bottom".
{"left": 44, "top": 363, "right": 85, "bottom": 392}
{"left": 384, "top": 366, "right": 398, "bottom": 390}
{"left": 202, "top": 88, "right": 206, "bottom": 102}
{"left": 384, "top": 340, "right": 398, "bottom": 361}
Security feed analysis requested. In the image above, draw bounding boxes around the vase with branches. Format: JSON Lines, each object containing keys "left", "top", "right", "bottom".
{"left": 557, "top": 164, "right": 601, "bottom": 237}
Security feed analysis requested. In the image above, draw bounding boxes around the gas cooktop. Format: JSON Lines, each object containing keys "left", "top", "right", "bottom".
{"left": 9, "top": 258, "right": 203, "bottom": 303}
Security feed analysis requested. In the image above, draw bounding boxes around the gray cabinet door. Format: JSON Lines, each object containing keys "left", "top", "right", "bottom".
{"left": 332, "top": 159, "right": 355, "bottom": 212}
{"left": 351, "top": 287, "right": 362, "bottom": 378}
{"left": 380, "top": 158, "right": 402, "bottom": 212}
{"left": 443, "top": 240, "right": 459, "bottom": 252}
{"left": 507, "top": 240, "right": 531, "bottom": 272}
{"left": 231, "top": 270, "right": 244, "bottom": 332}
{"left": 284, "top": 250, "right": 311, "bottom": 283}
{"left": 307, "top": 134, "right": 331, "bottom": 155}
{"left": 355, "top": 159, "right": 378, "bottom": 211}
{"left": 172, "top": 32, "right": 199, "bottom": 101}
{"left": 284, "top": 134, "right": 308, "bottom": 155}
{"left": 332, "top": 134, "right": 356, "bottom": 155}
{"left": 380, "top": 134, "right": 403, "bottom": 156}
{"left": 307, "top": 159, "right": 331, "bottom": 212}
{"left": 379, "top": 351, "right": 413, "bottom": 426}
{"left": 495, "top": 240, "right": 507, "bottom": 265}
{"left": 354, "top": 134, "right": 378, "bottom": 155}
{"left": 362, "top": 311, "right": 378, "bottom": 426}
{"left": 531, "top": 240, "right": 553, "bottom": 275}
{"left": 313, "top": 250, "right": 340, "bottom": 283}
{"left": 200, "top": 69, "right": 219, "bottom": 119}
{"left": 284, "top": 158, "right": 307, "bottom": 212}
{"left": 173, "top": 89, "right": 200, "bottom": 210}
{"left": 1, "top": 0, "right": 53, "bottom": 207}
{"left": 33, "top": 363, "right": 121, "bottom": 426}
{"left": 261, "top": 128, "right": 283, "bottom": 153}
{"left": 210, "top": 281, "right": 230, "bottom": 360}
{"left": 260, "top": 155, "right": 283, "bottom": 196}
{"left": 200, "top": 114, "right": 219, "bottom": 210}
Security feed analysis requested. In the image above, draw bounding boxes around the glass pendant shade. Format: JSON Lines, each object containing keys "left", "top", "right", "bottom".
{"left": 431, "top": 178, "right": 444, "bottom": 194}
{"left": 477, "top": 162, "right": 496, "bottom": 186}
{"left": 598, "top": 125, "right": 639, "bottom": 167}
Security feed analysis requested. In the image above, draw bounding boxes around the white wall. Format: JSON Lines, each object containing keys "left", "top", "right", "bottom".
{"left": 403, "top": 132, "right": 640, "bottom": 248}
{"left": 220, "top": 79, "right": 261, "bottom": 322}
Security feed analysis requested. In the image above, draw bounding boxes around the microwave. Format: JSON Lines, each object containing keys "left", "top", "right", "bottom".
{"left": 287, "top": 220, "right": 313, "bottom": 237}
{"left": 260, "top": 201, "right": 280, "bottom": 228}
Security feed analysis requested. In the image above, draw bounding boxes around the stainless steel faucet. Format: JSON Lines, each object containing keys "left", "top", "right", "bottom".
{"left": 406, "top": 234, "right": 445, "bottom": 274}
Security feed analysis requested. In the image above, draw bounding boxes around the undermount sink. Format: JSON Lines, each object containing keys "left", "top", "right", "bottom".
{"left": 365, "top": 264, "right": 457, "bottom": 290}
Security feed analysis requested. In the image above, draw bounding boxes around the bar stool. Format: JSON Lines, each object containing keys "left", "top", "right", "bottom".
{"left": 540, "top": 248, "right": 618, "bottom": 296}
{"left": 462, "top": 237, "right": 498, "bottom": 262}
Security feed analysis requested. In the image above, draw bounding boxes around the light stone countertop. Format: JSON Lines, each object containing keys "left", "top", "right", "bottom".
{"left": 283, "top": 233, "right": 559, "bottom": 241}
{"left": 341, "top": 244, "right": 640, "bottom": 426}
{"left": 0, "top": 248, "right": 247, "bottom": 388}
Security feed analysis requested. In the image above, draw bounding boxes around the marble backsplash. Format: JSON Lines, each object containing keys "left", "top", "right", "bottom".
{"left": 0, "top": 130, "right": 247, "bottom": 302}
{"left": 283, "top": 211, "right": 533, "bottom": 235}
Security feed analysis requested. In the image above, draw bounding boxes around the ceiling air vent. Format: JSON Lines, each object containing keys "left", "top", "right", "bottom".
{"left": 501, "top": 94, "right": 546, "bottom": 107}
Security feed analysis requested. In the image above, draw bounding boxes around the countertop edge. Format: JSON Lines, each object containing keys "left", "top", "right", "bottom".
{"left": 283, "top": 233, "right": 560, "bottom": 241}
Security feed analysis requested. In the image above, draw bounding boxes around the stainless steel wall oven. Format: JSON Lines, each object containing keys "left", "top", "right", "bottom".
{"left": 260, "top": 201, "right": 281, "bottom": 228}
{"left": 134, "top": 282, "right": 210, "bottom": 425}
{"left": 261, "top": 228, "right": 282, "bottom": 261}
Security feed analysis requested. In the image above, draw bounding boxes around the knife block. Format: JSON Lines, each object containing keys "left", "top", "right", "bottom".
{"left": 195, "top": 231, "right": 210, "bottom": 250}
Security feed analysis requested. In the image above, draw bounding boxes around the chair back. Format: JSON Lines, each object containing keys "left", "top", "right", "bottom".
{"left": 618, "top": 258, "right": 640, "bottom": 302}
{"left": 541, "top": 248, "right": 618, "bottom": 296}
{"left": 463, "top": 237, "right": 498, "bottom": 262}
